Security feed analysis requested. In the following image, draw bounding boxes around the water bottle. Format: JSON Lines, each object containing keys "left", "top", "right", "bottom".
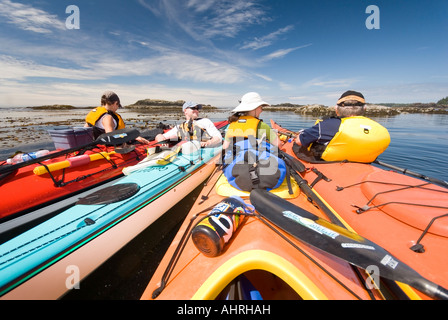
{"left": 6, "top": 150, "right": 50, "bottom": 164}
{"left": 192, "top": 196, "right": 253, "bottom": 257}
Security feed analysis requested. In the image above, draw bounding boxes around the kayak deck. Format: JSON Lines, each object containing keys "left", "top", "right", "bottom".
{"left": 142, "top": 168, "right": 384, "bottom": 300}
{"left": 0, "top": 144, "right": 223, "bottom": 299}
{"left": 271, "top": 120, "right": 448, "bottom": 295}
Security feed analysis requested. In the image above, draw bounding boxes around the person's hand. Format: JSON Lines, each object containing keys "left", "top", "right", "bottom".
{"left": 136, "top": 136, "right": 150, "bottom": 144}
{"left": 201, "top": 137, "right": 221, "bottom": 148}
{"left": 294, "top": 134, "right": 302, "bottom": 146}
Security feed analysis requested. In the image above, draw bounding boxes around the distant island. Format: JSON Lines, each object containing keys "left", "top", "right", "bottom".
{"left": 266, "top": 96, "right": 448, "bottom": 116}
{"left": 125, "top": 99, "right": 218, "bottom": 111}
{"left": 27, "top": 97, "right": 448, "bottom": 116}
{"left": 28, "top": 104, "right": 86, "bottom": 110}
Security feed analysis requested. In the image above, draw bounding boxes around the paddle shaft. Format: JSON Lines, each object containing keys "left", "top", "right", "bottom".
{"left": 251, "top": 189, "right": 448, "bottom": 300}
{"left": 280, "top": 151, "right": 346, "bottom": 228}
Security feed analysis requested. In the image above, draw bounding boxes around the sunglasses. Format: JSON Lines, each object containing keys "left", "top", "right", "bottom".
{"left": 188, "top": 107, "right": 200, "bottom": 111}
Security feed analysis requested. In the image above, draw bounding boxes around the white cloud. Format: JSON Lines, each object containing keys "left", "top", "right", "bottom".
{"left": 0, "top": 79, "right": 239, "bottom": 108}
{"left": 241, "top": 25, "right": 295, "bottom": 50}
{"left": 0, "top": 0, "right": 65, "bottom": 33}
{"left": 201, "top": 1, "right": 269, "bottom": 38}
{"left": 139, "top": 0, "right": 269, "bottom": 40}
{"left": 0, "top": 55, "right": 96, "bottom": 80}
{"left": 186, "top": 0, "right": 217, "bottom": 13}
{"left": 0, "top": 52, "right": 249, "bottom": 85}
{"left": 258, "top": 44, "right": 312, "bottom": 62}
{"left": 302, "top": 76, "right": 359, "bottom": 88}
{"left": 254, "top": 73, "right": 273, "bottom": 82}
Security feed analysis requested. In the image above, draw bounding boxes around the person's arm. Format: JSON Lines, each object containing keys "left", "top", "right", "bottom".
{"left": 198, "top": 119, "right": 222, "bottom": 148}
{"left": 294, "top": 134, "right": 303, "bottom": 146}
{"left": 258, "top": 122, "right": 280, "bottom": 146}
{"left": 135, "top": 136, "right": 150, "bottom": 144}
{"left": 155, "top": 127, "right": 178, "bottom": 142}
{"left": 101, "top": 114, "right": 116, "bottom": 133}
{"left": 200, "top": 135, "right": 222, "bottom": 148}
{"left": 102, "top": 114, "right": 149, "bottom": 144}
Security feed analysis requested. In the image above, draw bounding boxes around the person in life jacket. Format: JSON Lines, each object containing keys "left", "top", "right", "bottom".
{"left": 155, "top": 101, "right": 222, "bottom": 147}
{"left": 222, "top": 92, "right": 286, "bottom": 191}
{"left": 223, "top": 92, "right": 279, "bottom": 149}
{"left": 85, "top": 91, "right": 149, "bottom": 144}
{"left": 293, "top": 90, "right": 390, "bottom": 163}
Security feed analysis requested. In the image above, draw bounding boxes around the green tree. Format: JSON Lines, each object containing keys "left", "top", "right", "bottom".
{"left": 437, "top": 96, "right": 448, "bottom": 105}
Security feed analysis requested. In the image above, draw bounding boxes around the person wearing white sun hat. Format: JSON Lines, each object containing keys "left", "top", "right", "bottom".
{"left": 223, "top": 92, "right": 279, "bottom": 149}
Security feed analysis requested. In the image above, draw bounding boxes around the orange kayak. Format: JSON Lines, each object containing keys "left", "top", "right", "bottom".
{"left": 141, "top": 160, "right": 442, "bottom": 300}
{"left": 270, "top": 120, "right": 448, "bottom": 299}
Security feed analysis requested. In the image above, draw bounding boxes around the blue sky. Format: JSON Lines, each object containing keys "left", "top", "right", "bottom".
{"left": 0, "top": 0, "right": 447, "bottom": 108}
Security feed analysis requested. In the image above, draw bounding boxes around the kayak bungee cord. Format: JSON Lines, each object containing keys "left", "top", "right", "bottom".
{"left": 151, "top": 206, "right": 368, "bottom": 300}
{"left": 198, "top": 165, "right": 223, "bottom": 204}
{"left": 412, "top": 213, "right": 448, "bottom": 253}
{"left": 278, "top": 151, "right": 415, "bottom": 299}
{"left": 151, "top": 201, "right": 224, "bottom": 299}
{"left": 151, "top": 169, "right": 367, "bottom": 300}
{"left": 40, "top": 151, "right": 118, "bottom": 188}
{"left": 0, "top": 128, "right": 141, "bottom": 176}
{"left": 254, "top": 213, "right": 365, "bottom": 300}
{"left": 353, "top": 201, "right": 448, "bottom": 214}
{"left": 275, "top": 126, "right": 448, "bottom": 189}
{"left": 0, "top": 151, "right": 203, "bottom": 267}
{"left": 374, "top": 160, "right": 448, "bottom": 189}
{"left": 334, "top": 179, "right": 448, "bottom": 214}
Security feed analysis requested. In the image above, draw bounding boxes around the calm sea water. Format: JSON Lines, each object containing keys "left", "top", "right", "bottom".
{"left": 1, "top": 108, "right": 447, "bottom": 299}
{"left": 256, "top": 111, "right": 448, "bottom": 183}
{"left": 1, "top": 108, "right": 447, "bottom": 182}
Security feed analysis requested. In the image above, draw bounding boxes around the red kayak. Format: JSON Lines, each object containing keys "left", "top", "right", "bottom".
{"left": 0, "top": 130, "right": 150, "bottom": 223}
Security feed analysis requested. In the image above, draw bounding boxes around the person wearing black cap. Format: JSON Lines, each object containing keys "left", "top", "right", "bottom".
{"left": 85, "top": 91, "right": 149, "bottom": 144}
{"left": 293, "top": 90, "right": 390, "bottom": 162}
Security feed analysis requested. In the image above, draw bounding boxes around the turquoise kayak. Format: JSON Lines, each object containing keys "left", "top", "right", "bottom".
{"left": 0, "top": 123, "right": 226, "bottom": 299}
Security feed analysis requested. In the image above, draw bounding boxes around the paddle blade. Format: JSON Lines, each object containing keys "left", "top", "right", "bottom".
{"left": 250, "top": 189, "right": 448, "bottom": 300}
{"left": 96, "top": 128, "right": 140, "bottom": 146}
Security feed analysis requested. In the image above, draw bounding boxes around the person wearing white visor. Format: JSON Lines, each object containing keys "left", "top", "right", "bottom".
{"left": 155, "top": 101, "right": 221, "bottom": 147}
{"left": 223, "top": 92, "right": 279, "bottom": 149}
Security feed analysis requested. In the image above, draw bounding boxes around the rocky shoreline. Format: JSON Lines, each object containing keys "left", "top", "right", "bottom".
{"left": 266, "top": 102, "right": 448, "bottom": 116}
{"left": 124, "top": 99, "right": 218, "bottom": 111}
{"left": 27, "top": 99, "right": 448, "bottom": 116}
{"left": 1, "top": 98, "right": 446, "bottom": 155}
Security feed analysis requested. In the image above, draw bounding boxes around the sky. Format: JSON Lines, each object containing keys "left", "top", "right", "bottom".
{"left": 0, "top": 0, "right": 447, "bottom": 108}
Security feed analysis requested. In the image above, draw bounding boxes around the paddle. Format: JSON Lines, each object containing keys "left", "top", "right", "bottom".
{"left": 279, "top": 150, "right": 347, "bottom": 228}
{"left": 272, "top": 123, "right": 448, "bottom": 298}
{"left": 250, "top": 189, "right": 448, "bottom": 300}
{"left": 0, "top": 128, "right": 140, "bottom": 176}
